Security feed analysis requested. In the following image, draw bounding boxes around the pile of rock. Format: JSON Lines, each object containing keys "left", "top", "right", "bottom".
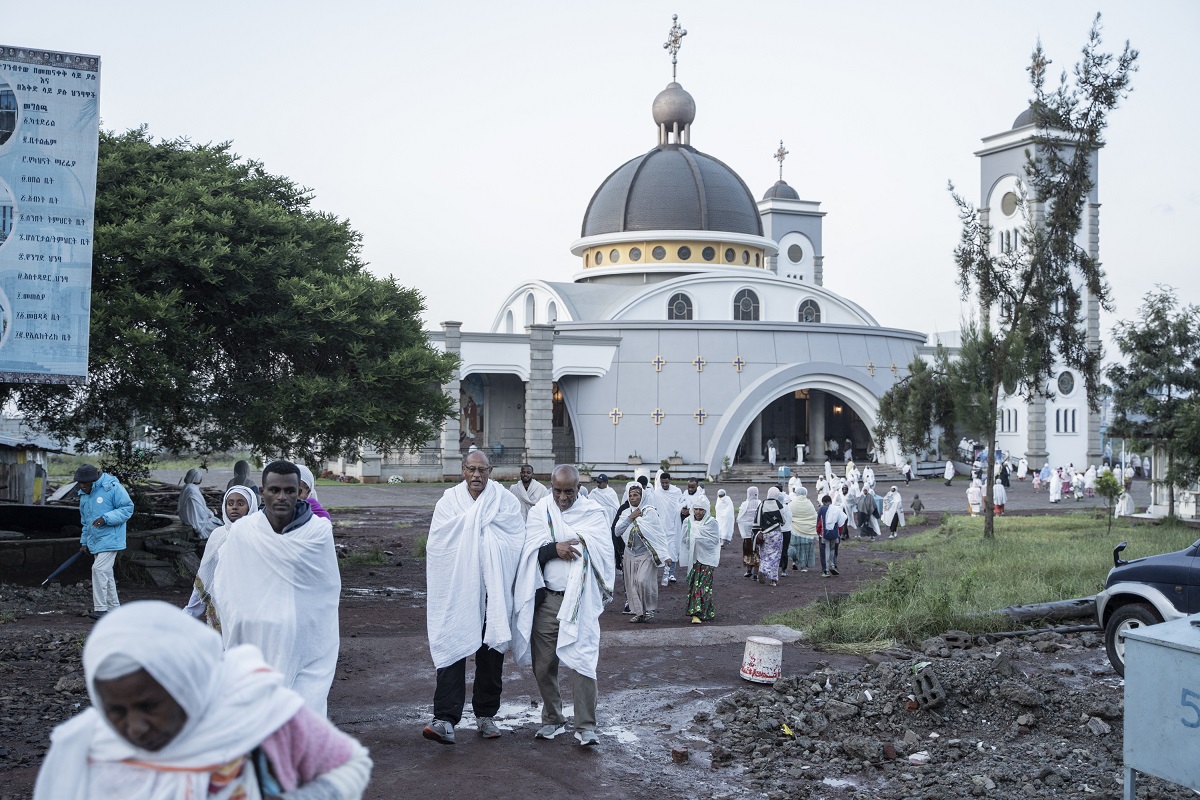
{"left": 0, "top": 629, "right": 87, "bottom": 771}
{"left": 701, "top": 630, "right": 1192, "bottom": 798}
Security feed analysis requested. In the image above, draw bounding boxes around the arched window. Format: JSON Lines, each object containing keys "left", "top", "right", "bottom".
{"left": 667, "top": 292, "right": 693, "bottom": 320}
{"left": 504, "top": 309, "right": 514, "bottom": 333}
{"left": 524, "top": 293, "right": 535, "bottom": 326}
{"left": 798, "top": 299, "right": 821, "bottom": 323}
{"left": 733, "top": 289, "right": 760, "bottom": 321}
{"left": 547, "top": 301, "right": 558, "bottom": 323}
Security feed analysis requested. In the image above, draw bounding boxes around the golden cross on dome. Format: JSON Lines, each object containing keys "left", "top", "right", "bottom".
{"left": 663, "top": 14, "right": 687, "bottom": 82}
{"left": 774, "top": 140, "right": 789, "bottom": 182}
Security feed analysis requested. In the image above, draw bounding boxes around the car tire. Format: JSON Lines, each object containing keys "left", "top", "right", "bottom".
{"left": 1104, "top": 603, "right": 1161, "bottom": 677}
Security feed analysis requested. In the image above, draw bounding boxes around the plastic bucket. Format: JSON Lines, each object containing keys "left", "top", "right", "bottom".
{"left": 778, "top": 466, "right": 791, "bottom": 478}
{"left": 740, "top": 635, "right": 783, "bottom": 683}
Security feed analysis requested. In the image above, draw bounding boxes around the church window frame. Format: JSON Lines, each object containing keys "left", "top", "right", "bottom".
{"left": 524, "top": 292, "right": 536, "bottom": 326}
{"left": 724, "top": 247, "right": 735, "bottom": 263}
{"left": 702, "top": 246, "right": 716, "bottom": 262}
{"left": 677, "top": 245, "right": 692, "bottom": 261}
{"left": 630, "top": 247, "right": 642, "bottom": 262}
{"left": 547, "top": 300, "right": 558, "bottom": 323}
{"left": 609, "top": 248, "right": 620, "bottom": 264}
{"left": 504, "top": 309, "right": 514, "bottom": 333}
{"left": 667, "top": 292, "right": 694, "bottom": 321}
{"left": 798, "top": 299, "right": 821, "bottom": 323}
{"left": 733, "top": 288, "right": 760, "bottom": 321}
{"left": 652, "top": 245, "right": 667, "bottom": 261}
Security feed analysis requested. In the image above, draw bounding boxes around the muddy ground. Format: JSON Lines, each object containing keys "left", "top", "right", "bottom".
{"left": 0, "top": 480, "right": 1165, "bottom": 799}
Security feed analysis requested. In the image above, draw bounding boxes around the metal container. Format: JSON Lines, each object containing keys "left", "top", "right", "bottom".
{"left": 1122, "top": 613, "right": 1200, "bottom": 797}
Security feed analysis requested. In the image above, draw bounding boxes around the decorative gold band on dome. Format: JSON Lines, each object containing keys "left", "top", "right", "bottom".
{"left": 583, "top": 239, "right": 765, "bottom": 270}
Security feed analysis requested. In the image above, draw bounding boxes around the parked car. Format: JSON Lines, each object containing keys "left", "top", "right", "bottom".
{"left": 1095, "top": 538, "right": 1200, "bottom": 676}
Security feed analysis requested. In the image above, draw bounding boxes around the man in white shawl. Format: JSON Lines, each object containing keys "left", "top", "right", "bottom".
{"left": 512, "top": 465, "right": 614, "bottom": 746}
{"left": 1017, "top": 456, "right": 1029, "bottom": 481}
{"left": 510, "top": 463, "right": 549, "bottom": 520}
{"left": 967, "top": 480, "right": 984, "bottom": 515}
{"left": 787, "top": 473, "right": 803, "bottom": 498}
{"left": 861, "top": 465, "right": 876, "bottom": 491}
{"left": 651, "top": 471, "right": 684, "bottom": 586}
{"left": 882, "top": 486, "right": 905, "bottom": 537}
{"left": 1049, "top": 468, "right": 1064, "bottom": 503}
{"left": 211, "top": 461, "right": 340, "bottom": 716}
{"left": 944, "top": 459, "right": 955, "bottom": 486}
{"left": 422, "top": 450, "right": 525, "bottom": 745}
{"left": 714, "top": 489, "right": 735, "bottom": 545}
{"left": 177, "top": 468, "right": 220, "bottom": 540}
{"left": 613, "top": 481, "right": 671, "bottom": 623}
{"left": 589, "top": 474, "right": 620, "bottom": 527}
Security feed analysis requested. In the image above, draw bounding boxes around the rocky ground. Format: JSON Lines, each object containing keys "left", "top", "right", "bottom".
{"left": 703, "top": 629, "right": 1192, "bottom": 799}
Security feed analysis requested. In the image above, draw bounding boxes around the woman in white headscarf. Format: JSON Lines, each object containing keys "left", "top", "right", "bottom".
{"left": 185, "top": 485, "right": 259, "bottom": 628}
{"left": 714, "top": 489, "right": 735, "bottom": 545}
{"left": 992, "top": 478, "right": 1008, "bottom": 516}
{"left": 177, "top": 468, "right": 220, "bottom": 540}
{"left": 755, "top": 488, "right": 787, "bottom": 587}
{"left": 296, "top": 464, "right": 331, "bottom": 520}
{"left": 681, "top": 495, "right": 720, "bottom": 624}
{"left": 34, "top": 601, "right": 371, "bottom": 800}
{"left": 736, "top": 486, "right": 761, "bottom": 579}
{"left": 1048, "top": 468, "right": 1063, "bottom": 504}
{"left": 613, "top": 481, "right": 671, "bottom": 623}
{"left": 882, "top": 486, "right": 905, "bottom": 538}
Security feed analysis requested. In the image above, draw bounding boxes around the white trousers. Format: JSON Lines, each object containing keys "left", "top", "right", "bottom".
{"left": 92, "top": 550, "right": 120, "bottom": 612}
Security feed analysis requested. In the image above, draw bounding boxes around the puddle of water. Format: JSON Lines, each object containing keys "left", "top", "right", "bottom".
{"left": 823, "top": 777, "right": 857, "bottom": 788}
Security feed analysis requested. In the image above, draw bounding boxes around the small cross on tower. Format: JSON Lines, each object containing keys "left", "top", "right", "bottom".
{"left": 774, "top": 140, "right": 789, "bottom": 182}
{"left": 663, "top": 14, "right": 688, "bottom": 82}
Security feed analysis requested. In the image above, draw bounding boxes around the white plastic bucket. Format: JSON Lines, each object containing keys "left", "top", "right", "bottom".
{"left": 740, "top": 635, "right": 783, "bottom": 683}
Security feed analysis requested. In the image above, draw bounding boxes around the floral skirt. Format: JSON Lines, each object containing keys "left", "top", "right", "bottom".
{"left": 758, "top": 530, "right": 783, "bottom": 581}
{"left": 686, "top": 564, "right": 715, "bottom": 620}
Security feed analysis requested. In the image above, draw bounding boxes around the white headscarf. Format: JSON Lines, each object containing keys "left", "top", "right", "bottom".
{"left": 35, "top": 601, "right": 303, "bottom": 800}
{"left": 297, "top": 464, "right": 319, "bottom": 502}
{"left": 736, "top": 486, "right": 760, "bottom": 538}
{"left": 190, "top": 485, "right": 260, "bottom": 630}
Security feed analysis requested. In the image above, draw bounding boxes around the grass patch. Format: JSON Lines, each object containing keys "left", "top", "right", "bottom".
{"left": 339, "top": 547, "right": 390, "bottom": 567}
{"left": 50, "top": 451, "right": 252, "bottom": 478}
{"left": 393, "top": 521, "right": 413, "bottom": 529}
{"left": 765, "top": 515, "right": 1198, "bottom": 648}
{"left": 412, "top": 535, "right": 427, "bottom": 558}
{"left": 906, "top": 513, "right": 928, "bottom": 527}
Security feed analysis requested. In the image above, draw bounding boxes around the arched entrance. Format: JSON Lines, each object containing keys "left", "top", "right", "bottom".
{"left": 704, "top": 363, "right": 882, "bottom": 470}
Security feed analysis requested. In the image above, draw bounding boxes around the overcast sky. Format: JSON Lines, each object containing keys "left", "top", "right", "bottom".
{"left": 6, "top": 0, "right": 1198, "bottom": 349}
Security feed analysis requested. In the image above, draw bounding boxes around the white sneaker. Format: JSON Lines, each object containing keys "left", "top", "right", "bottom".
{"left": 535, "top": 723, "right": 567, "bottom": 740}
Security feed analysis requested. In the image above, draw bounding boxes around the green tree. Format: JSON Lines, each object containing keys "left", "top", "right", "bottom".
{"left": 1094, "top": 470, "right": 1121, "bottom": 536}
{"left": 8, "top": 127, "right": 457, "bottom": 466}
{"left": 1107, "top": 287, "right": 1200, "bottom": 517}
{"left": 874, "top": 346, "right": 958, "bottom": 459}
{"left": 949, "top": 15, "right": 1137, "bottom": 538}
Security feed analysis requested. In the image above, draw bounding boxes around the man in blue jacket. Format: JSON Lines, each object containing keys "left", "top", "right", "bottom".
{"left": 75, "top": 464, "right": 135, "bottom": 619}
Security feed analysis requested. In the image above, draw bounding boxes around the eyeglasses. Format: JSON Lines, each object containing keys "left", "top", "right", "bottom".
{"left": 464, "top": 466, "right": 492, "bottom": 475}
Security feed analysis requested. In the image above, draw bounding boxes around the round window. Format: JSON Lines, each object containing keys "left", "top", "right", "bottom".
{"left": 741, "top": 250, "right": 749, "bottom": 265}
{"left": 1057, "top": 371, "right": 1075, "bottom": 396}
{"left": 678, "top": 246, "right": 691, "bottom": 260}
{"left": 652, "top": 245, "right": 666, "bottom": 260}
{"left": 724, "top": 248, "right": 735, "bottom": 263}
{"left": 595, "top": 251, "right": 603, "bottom": 265}
{"left": 1001, "top": 192, "right": 1018, "bottom": 216}
{"left": 609, "top": 248, "right": 620, "bottom": 264}
{"left": 702, "top": 246, "right": 715, "bottom": 262}
{"left": 788, "top": 244, "right": 804, "bottom": 262}
{"left": 630, "top": 247, "right": 642, "bottom": 262}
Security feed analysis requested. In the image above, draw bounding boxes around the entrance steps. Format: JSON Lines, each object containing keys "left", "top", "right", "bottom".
{"left": 722, "top": 462, "right": 903, "bottom": 485}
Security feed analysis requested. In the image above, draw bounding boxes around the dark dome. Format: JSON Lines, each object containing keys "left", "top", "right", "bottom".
{"left": 1012, "top": 107, "right": 1034, "bottom": 128}
{"left": 581, "top": 144, "right": 763, "bottom": 237}
{"left": 762, "top": 179, "right": 799, "bottom": 200}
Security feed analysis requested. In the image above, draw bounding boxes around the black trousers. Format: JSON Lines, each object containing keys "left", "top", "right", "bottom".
{"left": 433, "top": 641, "right": 505, "bottom": 725}
{"left": 779, "top": 531, "right": 792, "bottom": 572}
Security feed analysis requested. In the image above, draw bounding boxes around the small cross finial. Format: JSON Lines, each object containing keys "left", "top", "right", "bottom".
{"left": 663, "top": 14, "right": 687, "bottom": 82}
{"left": 774, "top": 140, "right": 789, "bottom": 182}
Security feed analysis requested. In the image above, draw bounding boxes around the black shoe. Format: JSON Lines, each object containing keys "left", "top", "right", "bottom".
{"left": 744, "top": 570, "right": 752, "bottom": 578}
{"left": 830, "top": 567, "right": 840, "bottom": 576}
{"left": 88, "top": 610, "right": 106, "bottom": 620}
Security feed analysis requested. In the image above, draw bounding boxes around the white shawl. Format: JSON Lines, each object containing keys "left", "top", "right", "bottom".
{"left": 510, "top": 479, "right": 549, "bottom": 519}
{"left": 613, "top": 484, "right": 671, "bottom": 567}
{"left": 177, "top": 483, "right": 220, "bottom": 540}
{"left": 589, "top": 485, "right": 621, "bottom": 526}
{"left": 511, "top": 495, "right": 614, "bottom": 679}
{"left": 425, "top": 480, "right": 525, "bottom": 668}
{"left": 715, "top": 490, "right": 735, "bottom": 543}
{"left": 882, "top": 489, "right": 905, "bottom": 527}
{"left": 679, "top": 496, "right": 719, "bottom": 572}
{"left": 35, "top": 601, "right": 304, "bottom": 800}
{"left": 212, "top": 506, "right": 340, "bottom": 716}
{"left": 735, "top": 487, "right": 760, "bottom": 539}
{"left": 186, "top": 486, "right": 260, "bottom": 627}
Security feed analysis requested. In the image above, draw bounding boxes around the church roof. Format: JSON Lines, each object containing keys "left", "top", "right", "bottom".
{"left": 580, "top": 144, "right": 764, "bottom": 238}
{"left": 761, "top": 179, "right": 800, "bottom": 200}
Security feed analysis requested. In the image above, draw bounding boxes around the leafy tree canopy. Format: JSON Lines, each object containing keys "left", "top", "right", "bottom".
{"left": 7, "top": 127, "right": 457, "bottom": 465}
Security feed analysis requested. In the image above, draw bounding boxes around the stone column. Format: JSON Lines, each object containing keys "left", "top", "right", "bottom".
{"left": 440, "top": 321, "right": 463, "bottom": 480}
{"left": 809, "top": 389, "right": 825, "bottom": 459}
{"left": 813, "top": 255, "right": 824, "bottom": 287}
{"left": 1026, "top": 395, "right": 1048, "bottom": 468}
{"left": 524, "top": 324, "right": 556, "bottom": 477}
{"left": 749, "top": 414, "right": 764, "bottom": 463}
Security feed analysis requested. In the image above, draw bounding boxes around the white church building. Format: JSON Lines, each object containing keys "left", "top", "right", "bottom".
{"left": 335, "top": 28, "right": 1102, "bottom": 482}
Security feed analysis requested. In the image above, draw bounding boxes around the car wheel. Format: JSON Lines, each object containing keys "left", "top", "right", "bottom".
{"left": 1104, "top": 603, "right": 1161, "bottom": 677}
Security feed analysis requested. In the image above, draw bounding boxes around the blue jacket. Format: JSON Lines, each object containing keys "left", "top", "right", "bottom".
{"left": 78, "top": 473, "right": 135, "bottom": 553}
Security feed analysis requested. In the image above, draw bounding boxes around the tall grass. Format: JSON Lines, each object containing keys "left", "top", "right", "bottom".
{"left": 49, "top": 452, "right": 252, "bottom": 478}
{"left": 765, "top": 514, "right": 1199, "bottom": 647}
